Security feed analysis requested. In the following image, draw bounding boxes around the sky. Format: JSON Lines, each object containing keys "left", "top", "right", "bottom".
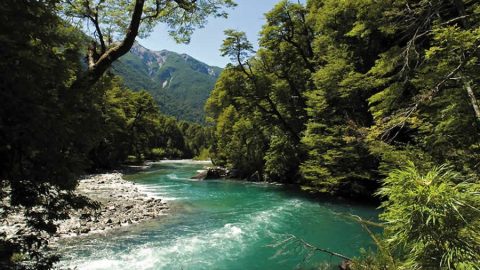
{"left": 139, "top": 0, "right": 285, "bottom": 68}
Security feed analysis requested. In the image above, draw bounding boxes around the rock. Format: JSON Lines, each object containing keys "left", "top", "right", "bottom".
{"left": 227, "top": 169, "right": 241, "bottom": 179}
{"left": 191, "top": 170, "right": 208, "bottom": 180}
{"left": 2, "top": 171, "right": 169, "bottom": 244}
{"left": 339, "top": 260, "right": 352, "bottom": 270}
{"left": 206, "top": 167, "right": 228, "bottom": 179}
{"left": 79, "top": 213, "right": 90, "bottom": 220}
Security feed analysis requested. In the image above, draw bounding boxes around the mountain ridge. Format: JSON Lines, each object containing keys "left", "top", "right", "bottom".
{"left": 112, "top": 42, "right": 222, "bottom": 123}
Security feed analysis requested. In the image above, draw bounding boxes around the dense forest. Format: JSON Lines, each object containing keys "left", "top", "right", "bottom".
{"left": 208, "top": 0, "right": 480, "bottom": 197}
{"left": 0, "top": 0, "right": 479, "bottom": 269}
{"left": 0, "top": 0, "right": 224, "bottom": 268}
{"left": 207, "top": 0, "right": 480, "bottom": 268}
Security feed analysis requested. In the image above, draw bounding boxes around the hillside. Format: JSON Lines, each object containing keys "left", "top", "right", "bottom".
{"left": 112, "top": 42, "right": 222, "bottom": 123}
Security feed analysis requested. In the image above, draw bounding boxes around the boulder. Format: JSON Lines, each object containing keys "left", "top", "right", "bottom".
{"left": 190, "top": 170, "right": 208, "bottom": 180}
{"left": 206, "top": 167, "right": 228, "bottom": 179}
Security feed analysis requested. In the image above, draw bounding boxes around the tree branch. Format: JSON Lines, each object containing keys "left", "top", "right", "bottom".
{"left": 463, "top": 78, "right": 480, "bottom": 123}
{"left": 268, "top": 234, "right": 353, "bottom": 262}
{"left": 70, "top": 0, "right": 146, "bottom": 91}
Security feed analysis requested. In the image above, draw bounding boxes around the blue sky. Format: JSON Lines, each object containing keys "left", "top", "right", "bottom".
{"left": 139, "top": 0, "right": 284, "bottom": 68}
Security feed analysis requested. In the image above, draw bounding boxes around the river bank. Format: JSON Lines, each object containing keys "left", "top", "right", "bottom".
{"left": 57, "top": 161, "right": 378, "bottom": 270}
{"left": 0, "top": 172, "right": 168, "bottom": 244}
{"left": 193, "top": 166, "right": 381, "bottom": 205}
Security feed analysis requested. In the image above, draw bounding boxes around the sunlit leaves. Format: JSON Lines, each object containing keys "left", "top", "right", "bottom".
{"left": 220, "top": 29, "right": 254, "bottom": 64}
{"left": 377, "top": 163, "right": 480, "bottom": 269}
{"left": 61, "top": 0, "right": 236, "bottom": 45}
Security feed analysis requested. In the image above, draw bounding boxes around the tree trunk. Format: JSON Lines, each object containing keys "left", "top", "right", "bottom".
{"left": 464, "top": 79, "right": 480, "bottom": 122}
{"left": 70, "top": 0, "right": 146, "bottom": 92}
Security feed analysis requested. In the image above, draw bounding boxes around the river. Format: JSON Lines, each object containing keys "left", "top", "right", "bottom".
{"left": 57, "top": 160, "right": 379, "bottom": 270}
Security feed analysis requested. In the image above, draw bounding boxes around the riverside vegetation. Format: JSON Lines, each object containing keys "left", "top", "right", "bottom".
{"left": 0, "top": 0, "right": 479, "bottom": 269}
{"left": 209, "top": 0, "right": 480, "bottom": 268}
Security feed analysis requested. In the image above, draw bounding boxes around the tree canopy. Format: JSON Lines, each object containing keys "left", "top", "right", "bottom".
{"left": 61, "top": 0, "right": 235, "bottom": 91}
{"left": 207, "top": 0, "right": 480, "bottom": 197}
{"left": 206, "top": 0, "right": 480, "bottom": 268}
{"left": 0, "top": 0, "right": 221, "bottom": 268}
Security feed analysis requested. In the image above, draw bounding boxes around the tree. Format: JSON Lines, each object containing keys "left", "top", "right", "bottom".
{"left": 0, "top": 1, "right": 103, "bottom": 268}
{"left": 366, "top": 0, "right": 480, "bottom": 176}
{"left": 298, "top": 0, "right": 392, "bottom": 196}
{"left": 208, "top": 2, "right": 317, "bottom": 182}
{"left": 61, "top": 0, "right": 236, "bottom": 91}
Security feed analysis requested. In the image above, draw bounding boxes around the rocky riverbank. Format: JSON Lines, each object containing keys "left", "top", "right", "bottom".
{"left": 0, "top": 173, "right": 168, "bottom": 243}
{"left": 191, "top": 166, "right": 261, "bottom": 181}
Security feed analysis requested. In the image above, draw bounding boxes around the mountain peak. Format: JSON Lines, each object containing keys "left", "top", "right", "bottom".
{"left": 130, "top": 41, "right": 221, "bottom": 78}
{"left": 112, "top": 42, "right": 223, "bottom": 123}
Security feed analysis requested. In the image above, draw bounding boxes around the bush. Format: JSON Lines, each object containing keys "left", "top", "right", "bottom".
{"left": 193, "top": 148, "right": 210, "bottom": 160}
{"left": 375, "top": 162, "right": 480, "bottom": 270}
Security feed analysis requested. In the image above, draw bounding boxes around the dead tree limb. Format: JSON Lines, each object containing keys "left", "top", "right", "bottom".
{"left": 268, "top": 234, "right": 352, "bottom": 261}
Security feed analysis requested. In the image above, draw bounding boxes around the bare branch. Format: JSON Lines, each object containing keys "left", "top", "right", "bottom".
{"left": 269, "top": 234, "right": 353, "bottom": 262}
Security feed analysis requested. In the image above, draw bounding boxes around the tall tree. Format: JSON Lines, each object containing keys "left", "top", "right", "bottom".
{"left": 62, "top": 0, "right": 236, "bottom": 90}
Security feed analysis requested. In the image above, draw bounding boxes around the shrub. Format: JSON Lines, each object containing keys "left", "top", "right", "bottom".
{"left": 376, "top": 162, "right": 480, "bottom": 270}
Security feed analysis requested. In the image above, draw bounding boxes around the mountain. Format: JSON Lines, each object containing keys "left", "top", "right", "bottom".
{"left": 112, "top": 42, "right": 222, "bottom": 123}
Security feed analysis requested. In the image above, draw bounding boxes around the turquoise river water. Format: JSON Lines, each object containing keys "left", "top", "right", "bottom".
{"left": 57, "top": 160, "right": 379, "bottom": 270}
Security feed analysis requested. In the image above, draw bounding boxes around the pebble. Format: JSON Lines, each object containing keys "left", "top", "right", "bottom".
{"left": 1, "top": 172, "right": 169, "bottom": 244}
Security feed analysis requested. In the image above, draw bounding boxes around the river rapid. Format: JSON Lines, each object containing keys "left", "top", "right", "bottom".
{"left": 57, "top": 160, "right": 379, "bottom": 270}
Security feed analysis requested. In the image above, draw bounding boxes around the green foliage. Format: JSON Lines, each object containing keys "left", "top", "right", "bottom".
{"left": 209, "top": 2, "right": 480, "bottom": 267}
{"left": 61, "top": 0, "right": 236, "bottom": 44}
{"left": 89, "top": 77, "right": 162, "bottom": 167}
{"left": 208, "top": 105, "right": 267, "bottom": 178}
{"left": 207, "top": 1, "right": 313, "bottom": 182}
{"left": 0, "top": 0, "right": 92, "bottom": 192}
{"left": 220, "top": 29, "right": 255, "bottom": 63}
{"left": 194, "top": 148, "right": 210, "bottom": 160}
{"left": 363, "top": 0, "right": 480, "bottom": 177}
{"left": 89, "top": 76, "right": 214, "bottom": 167}
{"left": 373, "top": 163, "right": 480, "bottom": 269}
{"left": 0, "top": 1, "right": 220, "bottom": 268}
{"left": 264, "top": 133, "right": 302, "bottom": 182}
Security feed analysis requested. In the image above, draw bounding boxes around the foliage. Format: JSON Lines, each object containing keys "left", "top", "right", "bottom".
{"left": 61, "top": 0, "right": 236, "bottom": 44}
{"left": 207, "top": 0, "right": 313, "bottom": 182}
{"left": 0, "top": 0, "right": 220, "bottom": 268}
{"left": 208, "top": 2, "right": 480, "bottom": 267}
{"left": 208, "top": 0, "right": 480, "bottom": 198}
{"left": 377, "top": 163, "right": 480, "bottom": 269}
{"left": 352, "top": 164, "right": 480, "bottom": 270}
{"left": 89, "top": 76, "right": 214, "bottom": 167}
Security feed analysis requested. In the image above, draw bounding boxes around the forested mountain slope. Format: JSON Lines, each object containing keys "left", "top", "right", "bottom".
{"left": 113, "top": 42, "right": 222, "bottom": 123}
